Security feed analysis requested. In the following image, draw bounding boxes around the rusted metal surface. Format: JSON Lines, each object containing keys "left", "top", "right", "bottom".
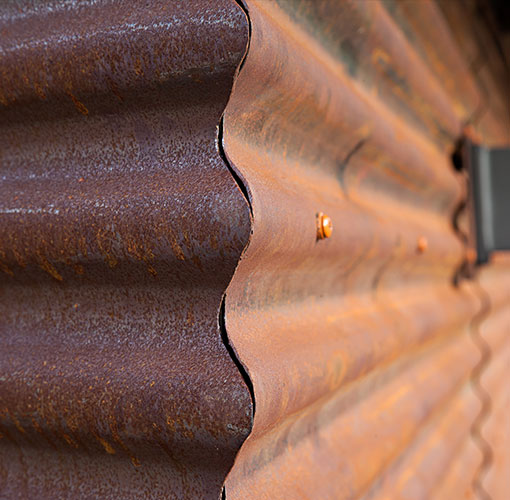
{"left": 259, "top": 0, "right": 464, "bottom": 151}
{"left": 1, "top": 0, "right": 510, "bottom": 498}
{"left": 222, "top": 1, "right": 510, "bottom": 499}
{"left": 383, "top": 0, "right": 509, "bottom": 145}
{"left": 475, "top": 257, "right": 510, "bottom": 500}
{"left": 0, "top": 1, "right": 252, "bottom": 498}
{"left": 437, "top": 0, "right": 510, "bottom": 145}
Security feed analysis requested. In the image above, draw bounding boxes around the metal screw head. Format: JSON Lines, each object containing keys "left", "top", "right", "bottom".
{"left": 416, "top": 236, "right": 428, "bottom": 253}
{"left": 466, "top": 248, "right": 477, "bottom": 263}
{"left": 317, "top": 212, "right": 333, "bottom": 240}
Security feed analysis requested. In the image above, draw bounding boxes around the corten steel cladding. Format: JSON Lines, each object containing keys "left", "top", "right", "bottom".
{"left": 1, "top": 1, "right": 510, "bottom": 500}
{"left": 0, "top": 1, "right": 252, "bottom": 499}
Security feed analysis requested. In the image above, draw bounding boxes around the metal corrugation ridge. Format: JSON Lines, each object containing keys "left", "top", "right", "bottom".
{"left": 361, "top": 385, "right": 481, "bottom": 500}
{"left": 483, "top": 322, "right": 510, "bottom": 494}
{"left": 382, "top": 0, "right": 509, "bottom": 145}
{"left": 476, "top": 258, "right": 510, "bottom": 500}
{"left": 222, "top": 1, "right": 509, "bottom": 499}
{"left": 1, "top": 0, "right": 509, "bottom": 498}
{"left": 239, "top": 0, "right": 464, "bottom": 151}
{"left": 483, "top": 349, "right": 510, "bottom": 498}
{"left": 434, "top": 440, "right": 483, "bottom": 500}
{"left": 382, "top": 0, "right": 483, "bottom": 119}
{"left": 361, "top": 300, "right": 510, "bottom": 500}
{"left": 0, "top": 1, "right": 253, "bottom": 498}
{"left": 437, "top": 0, "right": 510, "bottom": 145}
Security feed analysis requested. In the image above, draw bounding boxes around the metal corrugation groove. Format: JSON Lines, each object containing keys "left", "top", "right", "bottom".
{"left": 477, "top": 259, "right": 510, "bottom": 500}
{"left": 0, "top": 1, "right": 253, "bottom": 498}
{"left": 250, "top": 0, "right": 464, "bottom": 150}
{"left": 362, "top": 316, "right": 510, "bottom": 500}
{"left": 360, "top": 383, "right": 482, "bottom": 500}
{"left": 483, "top": 355, "right": 510, "bottom": 498}
{"left": 477, "top": 343, "right": 510, "bottom": 499}
{"left": 437, "top": 0, "right": 510, "bottom": 144}
{"left": 222, "top": 1, "right": 510, "bottom": 499}
{"left": 384, "top": 0, "right": 509, "bottom": 143}
{"left": 383, "top": 1, "right": 483, "bottom": 117}
{"left": 434, "top": 439, "right": 483, "bottom": 499}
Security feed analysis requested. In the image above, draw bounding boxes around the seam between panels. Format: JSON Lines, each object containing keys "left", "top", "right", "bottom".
{"left": 217, "top": 1, "right": 254, "bottom": 499}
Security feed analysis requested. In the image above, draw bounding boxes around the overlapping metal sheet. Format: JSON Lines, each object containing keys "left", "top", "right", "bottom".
{"left": 0, "top": 0, "right": 509, "bottom": 499}
{"left": 0, "top": 1, "right": 252, "bottom": 498}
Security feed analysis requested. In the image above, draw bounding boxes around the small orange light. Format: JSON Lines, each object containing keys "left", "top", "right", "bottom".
{"left": 317, "top": 212, "right": 333, "bottom": 240}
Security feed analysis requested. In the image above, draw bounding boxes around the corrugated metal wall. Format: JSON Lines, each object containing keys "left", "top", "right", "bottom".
{"left": 0, "top": 2, "right": 252, "bottom": 498}
{"left": 222, "top": 1, "right": 510, "bottom": 499}
{"left": 0, "top": 1, "right": 508, "bottom": 499}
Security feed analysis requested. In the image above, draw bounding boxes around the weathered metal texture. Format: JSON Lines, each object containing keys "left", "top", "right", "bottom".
{"left": 222, "top": 1, "right": 510, "bottom": 499}
{"left": 0, "top": 1, "right": 252, "bottom": 499}
{"left": 437, "top": 0, "right": 510, "bottom": 146}
{"left": 243, "top": 0, "right": 467, "bottom": 151}
{"left": 383, "top": 0, "right": 509, "bottom": 145}
{"left": 358, "top": 271, "right": 510, "bottom": 500}
{"left": 1, "top": 0, "right": 510, "bottom": 498}
{"left": 476, "top": 257, "right": 510, "bottom": 500}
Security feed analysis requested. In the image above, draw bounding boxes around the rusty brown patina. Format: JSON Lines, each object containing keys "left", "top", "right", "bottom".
{"left": 1, "top": 0, "right": 510, "bottom": 499}
{"left": 222, "top": 1, "right": 510, "bottom": 499}
{"left": 0, "top": 1, "right": 252, "bottom": 498}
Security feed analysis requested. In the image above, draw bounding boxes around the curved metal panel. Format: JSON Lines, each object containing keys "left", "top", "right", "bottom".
{"left": 1, "top": 0, "right": 509, "bottom": 498}
{"left": 223, "top": 1, "right": 510, "bottom": 498}
{"left": 0, "top": 1, "right": 252, "bottom": 498}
